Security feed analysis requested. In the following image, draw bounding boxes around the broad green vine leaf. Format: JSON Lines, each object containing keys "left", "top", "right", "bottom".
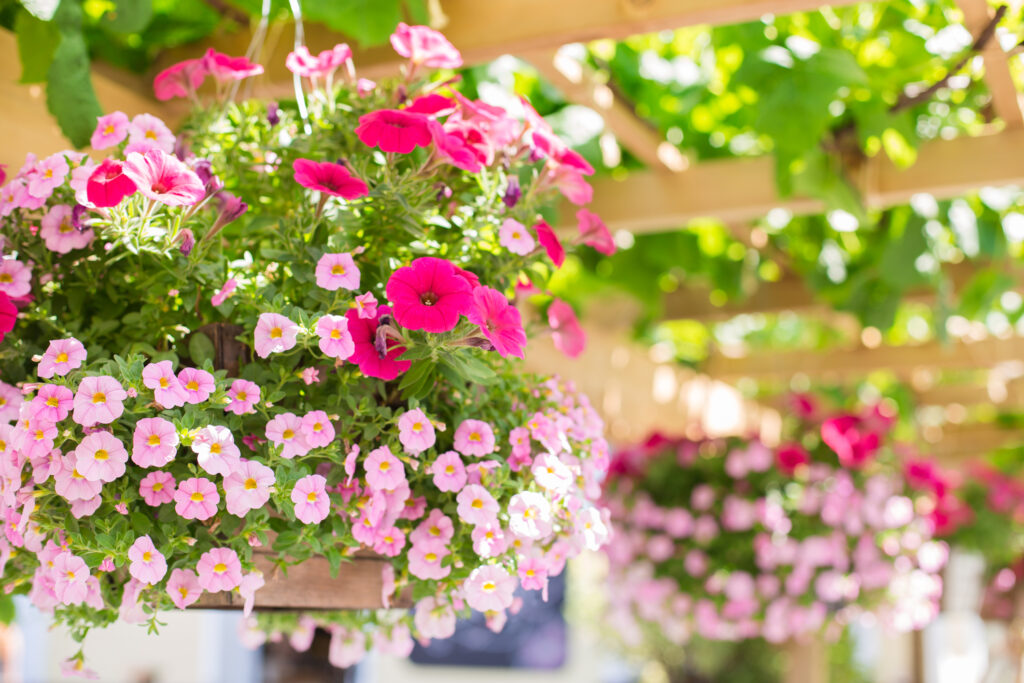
{"left": 101, "top": 0, "right": 155, "bottom": 34}
{"left": 14, "top": 11, "right": 61, "bottom": 83}
{"left": 305, "top": 0, "right": 403, "bottom": 46}
{"left": 45, "top": 33, "right": 103, "bottom": 148}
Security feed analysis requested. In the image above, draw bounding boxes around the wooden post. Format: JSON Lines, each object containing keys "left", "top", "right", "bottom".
{"left": 782, "top": 637, "right": 828, "bottom": 683}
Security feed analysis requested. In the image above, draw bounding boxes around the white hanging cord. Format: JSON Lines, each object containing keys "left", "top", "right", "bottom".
{"left": 287, "top": 0, "right": 312, "bottom": 134}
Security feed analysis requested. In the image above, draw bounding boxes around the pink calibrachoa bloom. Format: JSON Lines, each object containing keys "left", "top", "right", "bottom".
{"left": 28, "top": 153, "right": 69, "bottom": 199}
{"left": 54, "top": 453, "right": 103, "bottom": 501}
{"left": 202, "top": 49, "right": 264, "bottom": 82}
{"left": 355, "top": 109, "right": 433, "bottom": 154}
{"left": 464, "top": 564, "right": 517, "bottom": 613}
{"left": 328, "top": 626, "right": 367, "bottom": 669}
{"left": 39, "top": 204, "right": 92, "bottom": 253}
{"left": 301, "top": 411, "right": 335, "bottom": 449}
{"left": 398, "top": 408, "right": 436, "bottom": 455}
{"left": 37, "top": 338, "right": 86, "bottom": 379}
{"left": 153, "top": 58, "right": 207, "bottom": 101}
{"left": 373, "top": 526, "right": 407, "bottom": 557}
{"left": 292, "top": 474, "right": 330, "bottom": 524}
{"left": 142, "top": 364, "right": 187, "bottom": 411}
{"left": 314, "top": 314, "right": 355, "bottom": 359}
{"left": 315, "top": 252, "right": 360, "bottom": 291}
{"left": 534, "top": 220, "right": 565, "bottom": 267}
{"left": 17, "top": 418, "right": 57, "bottom": 461}
{"left": 166, "top": 568, "right": 202, "bottom": 608}
{"left": 177, "top": 367, "right": 216, "bottom": 404}
{"left": 211, "top": 278, "right": 237, "bottom": 306}
{"left": 0, "top": 258, "right": 32, "bottom": 298}
{"left": 467, "top": 286, "right": 527, "bottom": 359}
{"left": 453, "top": 419, "right": 496, "bottom": 457}
{"left": 254, "top": 312, "right": 300, "bottom": 359}
{"left": 265, "top": 412, "right": 311, "bottom": 459}
{"left": 414, "top": 596, "right": 457, "bottom": 639}
{"left": 532, "top": 452, "right": 573, "bottom": 493}
{"left": 60, "top": 656, "right": 99, "bottom": 679}
{"left": 508, "top": 491, "right": 554, "bottom": 539}
{"left": 498, "top": 218, "right": 535, "bottom": 255}
{"left": 518, "top": 556, "right": 549, "bottom": 592}
{"left": 238, "top": 571, "right": 265, "bottom": 617}
{"left": 31, "top": 384, "right": 73, "bottom": 423}
{"left": 122, "top": 148, "right": 204, "bottom": 206}
{"left": 196, "top": 547, "right": 242, "bottom": 592}
{"left": 52, "top": 552, "right": 90, "bottom": 605}
{"left": 300, "top": 367, "right": 319, "bottom": 385}
{"left": 91, "top": 111, "right": 130, "bottom": 149}
{"left": 174, "top": 477, "right": 220, "bottom": 520}
{"left": 577, "top": 209, "right": 616, "bottom": 255}
{"left": 131, "top": 417, "right": 179, "bottom": 467}
{"left": 191, "top": 425, "right": 241, "bottom": 476}
{"left": 225, "top": 379, "right": 260, "bottom": 415}
{"left": 345, "top": 307, "right": 411, "bottom": 380}
{"left": 139, "top": 470, "right": 175, "bottom": 506}
{"left": 429, "top": 451, "right": 467, "bottom": 493}
{"left": 224, "top": 459, "right": 275, "bottom": 516}
{"left": 408, "top": 539, "right": 451, "bottom": 580}
{"left": 390, "top": 22, "right": 463, "bottom": 69}
{"left": 354, "top": 292, "right": 378, "bottom": 319}
{"left": 74, "top": 431, "right": 128, "bottom": 483}
{"left": 292, "top": 158, "right": 369, "bottom": 199}
{"left": 364, "top": 446, "right": 405, "bottom": 491}
{"left": 471, "top": 521, "right": 508, "bottom": 558}
{"left": 548, "top": 299, "right": 586, "bottom": 359}
{"left": 386, "top": 257, "right": 474, "bottom": 333}
{"left": 410, "top": 508, "right": 454, "bottom": 545}
{"left": 127, "top": 113, "right": 175, "bottom": 153}
{"left": 456, "top": 484, "right": 500, "bottom": 525}
{"left": 86, "top": 159, "right": 137, "bottom": 208}
{"left": 0, "top": 381, "right": 22, "bottom": 423}
{"left": 127, "top": 535, "right": 167, "bottom": 585}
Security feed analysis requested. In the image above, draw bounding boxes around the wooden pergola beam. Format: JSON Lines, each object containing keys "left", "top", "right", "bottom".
{"left": 956, "top": 0, "right": 1024, "bottom": 129}
{"left": 924, "top": 422, "right": 1024, "bottom": 463}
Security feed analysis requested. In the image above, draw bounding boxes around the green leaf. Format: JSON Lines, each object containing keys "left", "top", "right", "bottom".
{"left": 188, "top": 332, "right": 216, "bottom": 366}
{"left": 0, "top": 595, "right": 15, "bottom": 625}
{"left": 101, "top": 0, "right": 154, "bottom": 33}
{"left": 404, "top": 0, "right": 429, "bottom": 24}
{"left": 305, "top": 0, "right": 403, "bottom": 46}
{"left": 46, "top": 33, "right": 103, "bottom": 148}
{"left": 15, "top": 11, "right": 61, "bottom": 83}
{"left": 398, "top": 360, "right": 435, "bottom": 400}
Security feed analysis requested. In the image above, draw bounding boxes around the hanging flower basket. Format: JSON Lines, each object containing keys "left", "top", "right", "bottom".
{"left": 0, "top": 22, "right": 614, "bottom": 676}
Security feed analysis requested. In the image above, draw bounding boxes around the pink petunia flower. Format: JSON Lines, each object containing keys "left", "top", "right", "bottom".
{"left": 547, "top": 299, "right": 586, "bottom": 358}
{"left": 127, "top": 113, "right": 175, "bottom": 154}
{"left": 37, "top": 338, "right": 86, "bottom": 379}
{"left": 72, "top": 375, "right": 126, "bottom": 427}
{"left": 90, "top": 111, "right": 130, "bottom": 149}
{"left": 122, "top": 148, "right": 204, "bottom": 206}
{"left": 292, "top": 159, "right": 368, "bottom": 199}
{"left": 202, "top": 49, "right": 264, "bottom": 82}
{"left": 196, "top": 547, "right": 242, "bottom": 592}
{"left": 498, "top": 218, "right": 535, "bottom": 255}
{"left": 27, "top": 153, "right": 69, "bottom": 199}
{"left": 355, "top": 110, "right": 433, "bottom": 154}
{"left": 0, "top": 259, "right": 32, "bottom": 298}
{"left": 385, "top": 257, "right": 474, "bottom": 333}
{"left": 127, "top": 535, "right": 167, "bottom": 585}
{"left": 315, "top": 253, "right": 360, "bottom": 291}
{"left": 390, "top": 22, "right": 463, "bottom": 69}
{"left": 507, "top": 491, "right": 553, "bottom": 539}
{"left": 153, "top": 59, "right": 207, "bottom": 101}
{"left": 52, "top": 552, "right": 90, "bottom": 605}
{"left": 142, "top": 360, "right": 188, "bottom": 408}
{"left": 345, "top": 307, "right": 410, "bottom": 380}
{"left": 39, "top": 204, "right": 93, "bottom": 254}
{"left": 211, "top": 278, "right": 238, "bottom": 306}
{"left": 301, "top": 411, "right": 335, "bottom": 449}
{"left": 223, "top": 459, "right": 275, "bottom": 516}
{"left": 407, "top": 539, "right": 451, "bottom": 580}
{"left": 74, "top": 431, "right": 128, "bottom": 483}
{"left": 166, "top": 568, "right": 202, "bottom": 608}
{"left": 453, "top": 419, "right": 496, "bottom": 457}
{"left": 364, "top": 446, "right": 405, "bottom": 491}
{"left": 314, "top": 314, "right": 355, "bottom": 359}
{"left": 354, "top": 292, "right": 378, "bottom": 319}
{"left": 86, "top": 159, "right": 137, "bottom": 208}
{"left": 286, "top": 44, "right": 352, "bottom": 79}
{"left": 31, "top": 384, "right": 73, "bottom": 423}
{"left": 131, "top": 417, "right": 179, "bottom": 467}
{"left": 467, "top": 286, "right": 527, "bottom": 359}
{"left": 576, "top": 209, "right": 616, "bottom": 256}
{"left": 191, "top": 425, "right": 241, "bottom": 476}
{"left": 429, "top": 451, "right": 466, "bottom": 492}
{"left": 398, "top": 408, "right": 435, "bottom": 455}
{"left": 456, "top": 484, "right": 499, "bottom": 526}
{"left": 464, "top": 564, "right": 516, "bottom": 613}
{"left": 139, "top": 470, "right": 176, "bottom": 506}
{"left": 224, "top": 379, "right": 260, "bottom": 415}
{"left": 534, "top": 220, "right": 565, "bottom": 267}
{"left": 177, "top": 367, "right": 216, "bottom": 404}
{"left": 471, "top": 521, "right": 508, "bottom": 558}
{"left": 291, "top": 474, "right": 330, "bottom": 524}
{"left": 265, "top": 412, "right": 311, "bottom": 459}
{"left": 174, "top": 477, "right": 220, "bottom": 520}
{"left": 547, "top": 165, "right": 593, "bottom": 205}
{"left": 254, "top": 312, "right": 300, "bottom": 359}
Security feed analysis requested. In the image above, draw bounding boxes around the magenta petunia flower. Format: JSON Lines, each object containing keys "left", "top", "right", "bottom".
{"left": 389, "top": 22, "right": 463, "bottom": 69}
{"left": 429, "top": 451, "right": 466, "bottom": 493}
{"left": 191, "top": 425, "right": 240, "bottom": 476}
{"left": 467, "top": 286, "right": 527, "bottom": 359}
{"left": 223, "top": 459, "right": 274, "bottom": 517}
{"left": 86, "top": 159, "right": 137, "bottom": 209}
{"left": 202, "top": 49, "right": 264, "bottom": 82}
{"left": 364, "top": 445, "right": 405, "bottom": 491}
{"left": 534, "top": 220, "right": 565, "bottom": 267}
{"left": 196, "top": 547, "right": 242, "bottom": 592}
{"left": 153, "top": 58, "right": 207, "bottom": 101}
{"left": 39, "top": 204, "right": 93, "bottom": 253}
{"left": 301, "top": 410, "right": 335, "bottom": 449}
{"left": 74, "top": 431, "right": 128, "bottom": 483}
{"left": 177, "top": 367, "right": 216, "bottom": 404}
{"left": 0, "top": 292, "right": 15, "bottom": 344}
{"left": 547, "top": 299, "right": 586, "bottom": 359}
{"left": 455, "top": 484, "right": 499, "bottom": 526}
{"left": 91, "top": 111, "right": 130, "bottom": 149}
{"left": 576, "top": 209, "right": 616, "bottom": 255}
{"left": 355, "top": 109, "right": 433, "bottom": 154}
{"left": 128, "top": 535, "right": 167, "bottom": 585}
{"left": 254, "top": 312, "right": 299, "bottom": 359}
{"left": 315, "top": 252, "right": 360, "bottom": 291}
{"left": 174, "top": 477, "right": 220, "bottom": 520}
{"left": 31, "top": 384, "right": 73, "bottom": 423}
{"left": 127, "top": 113, "right": 175, "bottom": 154}
{"left": 72, "top": 375, "right": 127, "bottom": 426}
{"left": 464, "top": 564, "right": 516, "bottom": 613}
{"left": 265, "top": 412, "right": 311, "bottom": 459}
{"left": 0, "top": 258, "right": 32, "bottom": 299}
{"left": 292, "top": 159, "right": 368, "bottom": 199}
{"left": 224, "top": 379, "right": 260, "bottom": 415}
{"left": 314, "top": 314, "right": 354, "bottom": 359}
{"left": 498, "top": 218, "right": 535, "bottom": 255}
{"left": 166, "top": 568, "right": 202, "bottom": 608}
{"left": 397, "top": 408, "right": 435, "bottom": 455}
{"left": 291, "top": 474, "right": 330, "bottom": 524}
{"left": 385, "top": 257, "right": 473, "bottom": 333}
{"left": 345, "top": 307, "right": 410, "bottom": 380}
{"left": 453, "top": 419, "right": 496, "bottom": 457}
{"left": 139, "top": 470, "right": 176, "bottom": 506}
{"left": 122, "top": 148, "right": 204, "bottom": 206}
{"left": 142, "top": 360, "right": 188, "bottom": 408}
